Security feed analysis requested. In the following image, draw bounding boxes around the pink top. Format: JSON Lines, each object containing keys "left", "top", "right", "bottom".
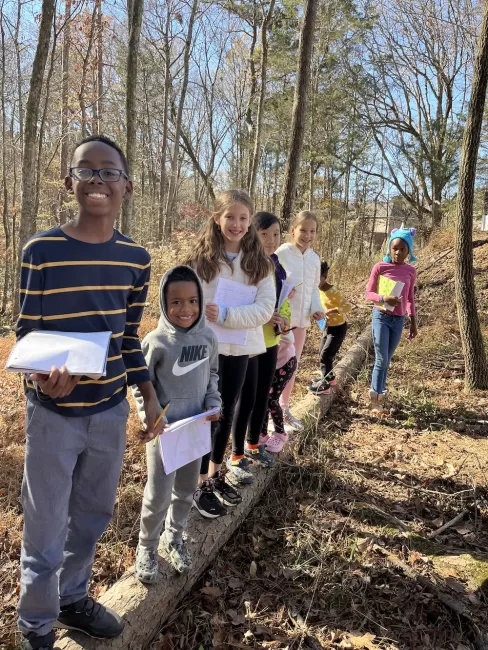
{"left": 365, "top": 262, "right": 417, "bottom": 316}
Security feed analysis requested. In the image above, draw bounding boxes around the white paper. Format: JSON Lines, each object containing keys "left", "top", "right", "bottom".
{"left": 159, "top": 407, "right": 219, "bottom": 475}
{"left": 208, "top": 278, "right": 257, "bottom": 346}
{"left": 6, "top": 330, "right": 112, "bottom": 379}
{"left": 381, "top": 280, "right": 405, "bottom": 312}
{"left": 277, "top": 279, "right": 294, "bottom": 312}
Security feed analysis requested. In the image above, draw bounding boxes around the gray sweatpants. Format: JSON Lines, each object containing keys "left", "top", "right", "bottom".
{"left": 139, "top": 440, "right": 200, "bottom": 549}
{"left": 18, "top": 398, "right": 129, "bottom": 637}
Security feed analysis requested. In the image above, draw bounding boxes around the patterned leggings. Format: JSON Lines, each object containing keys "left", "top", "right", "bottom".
{"left": 261, "top": 356, "right": 298, "bottom": 436}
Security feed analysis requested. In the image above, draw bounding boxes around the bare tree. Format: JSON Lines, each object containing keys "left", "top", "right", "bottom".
{"left": 164, "top": 0, "right": 199, "bottom": 238}
{"left": 17, "top": 0, "right": 55, "bottom": 253}
{"left": 356, "top": 0, "right": 476, "bottom": 230}
{"left": 248, "top": 0, "right": 275, "bottom": 200}
{"left": 121, "top": 0, "right": 144, "bottom": 235}
{"left": 454, "top": 1, "right": 488, "bottom": 390}
{"left": 280, "top": 0, "right": 318, "bottom": 228}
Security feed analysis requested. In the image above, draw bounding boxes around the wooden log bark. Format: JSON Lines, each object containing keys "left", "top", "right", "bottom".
{"left": 54, "top": 327, "right": 373, "bottom": 650}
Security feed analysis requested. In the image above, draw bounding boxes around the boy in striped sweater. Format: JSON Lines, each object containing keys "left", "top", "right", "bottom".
{"left": 16, "top": 135, "right": 163, "bottom": 650}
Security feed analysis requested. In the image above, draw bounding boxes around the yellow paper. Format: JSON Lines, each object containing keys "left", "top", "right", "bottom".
{"left": 378, "top": 275, "right": 397, "bottom": 297}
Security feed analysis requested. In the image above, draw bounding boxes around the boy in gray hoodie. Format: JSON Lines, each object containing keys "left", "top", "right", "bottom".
{"left": 133, "top": 265, "right": 223, "bottom": 582}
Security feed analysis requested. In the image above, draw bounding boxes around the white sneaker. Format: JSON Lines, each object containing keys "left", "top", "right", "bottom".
{"left": 135, "top": 545, "right": 158, "bottom": 584}
{"left": 283, "top": 408, "right": 304, "bottom": 431}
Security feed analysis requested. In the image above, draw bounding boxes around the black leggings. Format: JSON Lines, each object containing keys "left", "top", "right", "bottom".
{"left": 319, "top": 322, "right": 348, "bottom": 376}
{"left": 200, "top": 354, "right": 249, "bottom": 475}
{"left": 233, "top": 346, "right": 278, "bottom": 449}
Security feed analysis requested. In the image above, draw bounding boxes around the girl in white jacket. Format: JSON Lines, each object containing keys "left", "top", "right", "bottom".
{"left": 187, "top": 190, "right": 275, "bottom": 516}
{"left": 276, "top": 211, "right": 324, "bottom": 428}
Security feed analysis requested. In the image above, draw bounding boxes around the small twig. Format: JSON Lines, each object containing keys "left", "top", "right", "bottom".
{"left": 352, "top": 501, "right": 410, "bottom": 531}
{"left": 427, "top": 510, "right": 468, "bottom": 539}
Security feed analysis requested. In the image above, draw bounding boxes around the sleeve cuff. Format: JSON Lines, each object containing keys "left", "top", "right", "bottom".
{"left": 216, "top": 306, "right": 228, "bottom": 324}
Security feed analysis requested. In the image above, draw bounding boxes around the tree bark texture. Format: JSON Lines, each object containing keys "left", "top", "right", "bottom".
{"left": 454, "top": 2, "right": 488, "bottom": 390}
{"left": 17, "top": 0, "right": 55, "bottom": 256}
{"left": 164, "top": 0, "right": 198, "bottom": 239}
{"left": 121, "top": 0, "right": 144, "bottom": 235}
{"left": 53, "top": 325, "right": 372, "bottom": 650}
{"left": 280, "top": 0, "right": 318, "bottom": 229}
{"left": 248, "top": 0, "right": 275, "bottom": 200}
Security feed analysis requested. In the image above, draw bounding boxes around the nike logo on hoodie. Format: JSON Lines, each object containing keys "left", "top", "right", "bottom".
{"left": 172, "top": 344, "right": 208, "bottom": 376}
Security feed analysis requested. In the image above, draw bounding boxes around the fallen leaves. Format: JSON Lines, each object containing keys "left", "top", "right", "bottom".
{"left": 339, "top": 632, "right": 377, "bottom": 649}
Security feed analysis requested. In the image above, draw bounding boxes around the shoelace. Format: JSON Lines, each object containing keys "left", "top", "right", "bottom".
{"left": 72, "top": 596, "right": 103, "bottom": 618}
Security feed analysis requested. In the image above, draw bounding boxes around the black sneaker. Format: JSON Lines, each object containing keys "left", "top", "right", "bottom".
{"left": 308, "top": 377, "right": 331, "bottom": 395}
{"left": 21, "top": 631, "right": 55, "bottom": 650}
{"left": 54, "top": 596, "right": 124, "bottom": 639}
{"left": 212, "top": 471, "right": 242, "bottom": 507}
{"left": 193, "top": 479, "right": 227, "bottom": 518}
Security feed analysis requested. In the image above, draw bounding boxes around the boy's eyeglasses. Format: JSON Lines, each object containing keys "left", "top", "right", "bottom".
{"left": 69, "top": 167, "right": 128, "bottom": 183}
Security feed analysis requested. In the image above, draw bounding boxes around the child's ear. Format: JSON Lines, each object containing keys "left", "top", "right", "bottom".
{"left": 64, "top": 176, "right": 73, "bottom": 193}
{"left": 124, "top": 179, "right": 134, "bottom": 200}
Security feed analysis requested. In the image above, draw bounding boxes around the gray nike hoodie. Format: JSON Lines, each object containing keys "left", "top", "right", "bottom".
{"left": 133, "top": 265, "right": 220, "bottom": 425}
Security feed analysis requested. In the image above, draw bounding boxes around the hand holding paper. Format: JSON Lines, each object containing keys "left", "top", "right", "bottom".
{"left": 377, "top": 276, "right": 405, "bottom": 312}
{"left": 31, "top": 366, "right": 81, "bottom": 399}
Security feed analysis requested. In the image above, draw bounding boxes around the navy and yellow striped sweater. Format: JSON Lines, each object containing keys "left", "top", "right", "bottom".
{"left": 17, "top": 226, "right": 151, "bottom": 417}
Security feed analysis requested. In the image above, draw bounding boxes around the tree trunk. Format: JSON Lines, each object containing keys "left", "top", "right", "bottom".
{"left": 17, "top": 0, "right": 55, "bottom": 250}
{"left": 79, "top": 2, "right": 97, "bottom": 138}
{"left": 454, "top": 2, "right": 488, "bottom": 390}
{"left": 248, "top": 0, "right": 275, "bottom": 200}
{"left": 59, "top": 0, "right": 71, "bottom": 224}
{"left": 158, "top": 8, "right": 170, "bottom": 241}
{"left": 121, "top": 0, "right": 144, "bottom": 235}
{"left": 1, "top": 8, "right": 10, "bottom": 314}
{"left": 279, "top": 0, "right": 318, "bottom": 229}
{"left": 164, "top": 0, "right": 198, "bottom": 239}
{"left": 96, "top": 0, "right": 103, "bottom": 133}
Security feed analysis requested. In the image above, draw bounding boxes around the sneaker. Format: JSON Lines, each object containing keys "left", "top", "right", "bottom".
{"left": 54, "top": 596, "right": 124, "bottom": 639}
{"left": 21, "top": 632, "right": 55, "bottom": 650}
{"left": 164, "top": 539, "right": 192, "bottom": 575}
{"left": 283, "top": 408, "right": 304, "bottom": 431}
{"left": 308, "top": 378, "right": 331, "bottom": 395}
{"left": 212, "top": 471, "right": 242, "bottom": 507}
{"left": 135, "top": 544, "right": 158, "bottom": 584}
{"left": 325, "top": 371, "right": 337, "bottom": 386}
{"left": 193, "top": 480, "right": 227, "bottom": 518}
{"left": 259, "top": 433, "right": 269, "bottom": 446}
{"left": 245, "top": 444, "right": 275, "bottom": 468}
{"left": 265, "top": 432, "right": 288, "bottom": 453}
{"left": 226, "top": 456, "right": 254, "bottom": 485}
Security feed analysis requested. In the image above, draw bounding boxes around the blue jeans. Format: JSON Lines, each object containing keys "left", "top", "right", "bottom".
{"left": 371, "top": 309, "right": 405, "bottom": 395}
{"left": 18, "top": 398, "right": 129, "bottom": 637}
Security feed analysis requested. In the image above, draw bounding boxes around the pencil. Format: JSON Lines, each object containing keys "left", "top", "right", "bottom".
{"left": 294, "top": 282, "right": 303, "bottom": 288}
{"left": 152, "top": 402, "right": 171, "bottom": 447}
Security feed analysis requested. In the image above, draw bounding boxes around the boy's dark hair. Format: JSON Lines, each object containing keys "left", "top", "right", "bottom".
{"left": 320, "top": 261, "right": 329, "bottom": 276}
{"left": 164, "top": 266, "right": 200, "bottom": 298}
{"left": 253, "top": 211, "right": 280, "bottom": 231}
{"left": 71, "top": 135, "right": 129, "bottom": 175}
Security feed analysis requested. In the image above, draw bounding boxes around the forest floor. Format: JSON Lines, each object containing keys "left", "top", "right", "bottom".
{"left": 2, "top": 230, "right": 488, "bottom": 649}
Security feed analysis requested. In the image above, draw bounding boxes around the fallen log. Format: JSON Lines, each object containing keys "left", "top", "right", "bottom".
{"left": 54, "top": 326, "right": 373, "bottom": 650}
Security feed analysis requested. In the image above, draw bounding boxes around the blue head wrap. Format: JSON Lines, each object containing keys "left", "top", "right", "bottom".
{"left": 383, "top": 227, "right": 417, "bottom": 263}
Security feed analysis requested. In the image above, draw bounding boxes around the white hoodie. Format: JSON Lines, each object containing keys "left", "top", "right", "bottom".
{"left": 276, "top": 243, "right": 322, "bottom": 328}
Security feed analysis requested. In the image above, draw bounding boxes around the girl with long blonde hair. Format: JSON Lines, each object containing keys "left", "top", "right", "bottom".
{"left": 187, "top": 190, "right": 275, "bottom": 518}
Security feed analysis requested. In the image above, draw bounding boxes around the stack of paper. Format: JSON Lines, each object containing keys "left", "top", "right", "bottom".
{"left": 6, "top": 330, "right": 112, "bottom": 380}
{"left": 377, "top": 276, "right": 405, "bottom": 312}
{"left": 159, "top": 407, "right": 219, "bottom": 474}
{"left": 209, "top": 278, "right": 257, "bottom": 345}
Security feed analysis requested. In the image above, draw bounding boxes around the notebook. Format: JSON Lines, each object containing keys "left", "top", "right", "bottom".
{"left": 6, "top": 330, "right": 112, "bottom": 380}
